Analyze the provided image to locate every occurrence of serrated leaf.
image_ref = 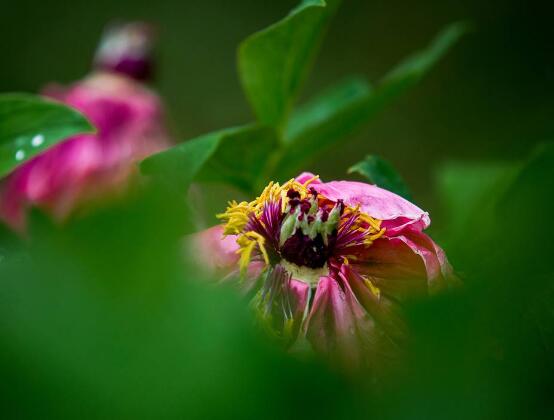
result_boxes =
[140,124,279,193]
[348,155,411,199]
[0,93,94,178]
[276,22,468,178]
[238,0,340,128]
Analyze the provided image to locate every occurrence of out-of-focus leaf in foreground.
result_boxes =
[399,142,554,420]
[276,22,468,178]
[435,160,519,264]
[0,186,357,418]
[238,0,340,128]
[140,124,279,194]
[348,154,411,199]
[0,93,94,178]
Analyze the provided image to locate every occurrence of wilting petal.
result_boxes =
[289,279,310,335]
[353,229,456,301]
[206,173,458,372]
[297,172,429,232]
[304,274,406,375]
[264,276,310,342]
[305,276,363,368]
[340,265,406,343]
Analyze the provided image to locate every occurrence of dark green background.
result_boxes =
[2,3,553,417]
[2,0,552,215]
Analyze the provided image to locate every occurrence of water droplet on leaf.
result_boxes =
[15,150,25,161]
[31,134,45,147]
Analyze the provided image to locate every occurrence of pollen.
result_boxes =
[218,177,387,277]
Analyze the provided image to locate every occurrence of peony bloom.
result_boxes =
[194,173,457,372]
[0,22,171,229]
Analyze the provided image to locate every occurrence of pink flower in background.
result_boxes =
[194,173,457,372]
[0,22,171,229]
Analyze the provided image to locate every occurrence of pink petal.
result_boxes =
[295,172,429,232]
[304,272,408,374]
[340,265,406,343]
[289,279,310,322]
[306,277,362,367]
[189,225,265,294]
[295,172,323,185]
[317,181,428,228]
[353,230,457,301]
[283,279,311,341]
[0,73,171,229]
[190,225,240,274]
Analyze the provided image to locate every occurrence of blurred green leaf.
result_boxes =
[0,93,94,178]
[348,154,411,199]
[285,76,372,143]
[378,21,469,99]
[141,130,222,188]
[0,220,22,265]
[140,124,279,194]
[436,161,517,243]
[238,0,340,128]
[276,22,468,178]
[493,142,554,275]
[0,186,357,418]
[195,126,279,193]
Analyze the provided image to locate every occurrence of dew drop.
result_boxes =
[31,134,45,147]
[15,150,26,161]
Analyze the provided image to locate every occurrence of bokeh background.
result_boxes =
[2,0,553,221]
[2,2,554,418]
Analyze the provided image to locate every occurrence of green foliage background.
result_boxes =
[1,0,552,219]
[1,1,553,419]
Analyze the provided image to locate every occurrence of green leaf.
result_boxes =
[140,124,279,193]
[276,77,373,177]
[0,93,94,179]
[285,76,372,143]
[348,155,411,199]
[436,161,517,233]
[377,21,470,101]
[194,126,279,193]
[141,130,222,188]
[238,0,340,128]
[276,22,468,178]
[435,160,519,265]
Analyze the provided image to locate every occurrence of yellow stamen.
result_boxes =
[217,177,388,277]
[217,200,254,235]
[236,231,269,275]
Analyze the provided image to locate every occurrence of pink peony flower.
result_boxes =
[193,173,457,372]
[0,22,171,229]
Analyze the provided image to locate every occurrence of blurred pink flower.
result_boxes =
[193,173,457,371]
[0,23,171,229]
